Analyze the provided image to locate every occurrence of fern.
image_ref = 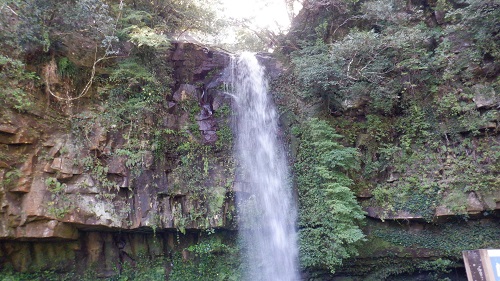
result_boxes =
[295,118,365,273]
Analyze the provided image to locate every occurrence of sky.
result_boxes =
[219,0,298,33]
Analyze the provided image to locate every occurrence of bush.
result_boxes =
[0,55,37,111]
[169,237,241,281]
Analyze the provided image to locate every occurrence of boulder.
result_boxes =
[472,85,499,109]
[466,192,484,214]
[173,84,198,102]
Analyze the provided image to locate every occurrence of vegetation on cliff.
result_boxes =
[289,0,500,218]
[275,0,500,278]
[0,0,238,277]
[1,0,500,279]
[294,118,365,273]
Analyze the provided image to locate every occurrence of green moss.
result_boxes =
[338,219,499,279]
[370,133,500,221]
[0,254,167,281]
[358,257,459,281]
[356,236,406,257]
[169,138,234,231]
[371,220,500,258]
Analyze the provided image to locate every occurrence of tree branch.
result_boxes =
[1,4,18,16]
[45,1,125,102]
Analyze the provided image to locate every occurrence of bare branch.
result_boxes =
[44,49,124,102]
[45,1,125,103]
[331,15,361,37]
[1,4,19,16]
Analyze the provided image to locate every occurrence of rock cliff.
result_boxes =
[277,0,500,279]
[0,42,237,274]
[1,0,499,279]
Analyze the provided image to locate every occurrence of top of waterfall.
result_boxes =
[235,52,284,79]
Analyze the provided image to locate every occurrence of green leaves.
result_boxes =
[292,26,418,113]
[126,26,170,48]
[0,55,36,111]
[170,237,241,281]
[109,58,157,85]
[295,118,365,273]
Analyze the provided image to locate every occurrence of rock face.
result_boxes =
[0,42,236,273]
[275,0,500,279]
[0,231,198,275]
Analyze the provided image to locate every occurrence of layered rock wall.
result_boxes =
[0,42,235,272]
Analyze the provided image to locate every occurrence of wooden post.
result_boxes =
[463,249,500,281]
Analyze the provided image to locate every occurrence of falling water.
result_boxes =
[230,52,299,281]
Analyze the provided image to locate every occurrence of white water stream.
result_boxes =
[231,52,299,281]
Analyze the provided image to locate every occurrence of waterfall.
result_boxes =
[230,52,299,281]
